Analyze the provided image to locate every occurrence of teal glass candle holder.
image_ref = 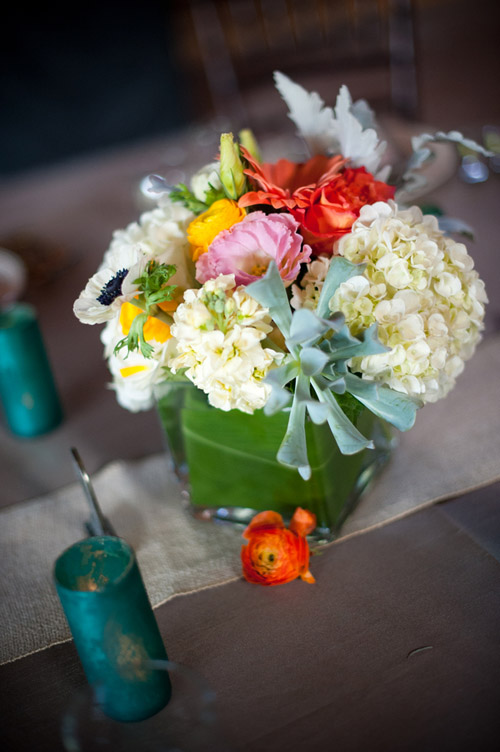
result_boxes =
[0,303,63,437]
[54,536,171,722]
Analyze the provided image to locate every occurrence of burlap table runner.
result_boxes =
[1,335,499,666]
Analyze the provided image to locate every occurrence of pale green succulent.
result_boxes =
[247,258,421,479]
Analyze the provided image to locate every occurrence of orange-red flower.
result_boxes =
[241,508,316,586]
[292,166,395,254]
[239,149,395,255]
[238,149,345,212]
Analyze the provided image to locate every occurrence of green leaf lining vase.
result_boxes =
[156,382,395,540]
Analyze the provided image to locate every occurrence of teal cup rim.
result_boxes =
[54,536,135,594]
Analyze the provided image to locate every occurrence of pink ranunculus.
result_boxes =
[195,211,311,287]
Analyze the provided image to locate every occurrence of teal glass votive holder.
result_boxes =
[54,536,171,722]
[0,303,63,437]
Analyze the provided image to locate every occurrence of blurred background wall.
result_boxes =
[1,0,499,177]
[1,2,188,175]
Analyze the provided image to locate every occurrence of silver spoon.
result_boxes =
[70,447,117,537]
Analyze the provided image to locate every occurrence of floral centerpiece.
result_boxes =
[74,72,488,537]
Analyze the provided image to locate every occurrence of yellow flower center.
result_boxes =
[187,199,246,261]
[257,546,280,571]
[250,262,269,277]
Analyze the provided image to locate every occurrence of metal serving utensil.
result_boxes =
[70,447,117,537]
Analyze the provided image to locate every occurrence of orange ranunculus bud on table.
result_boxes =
[241,508,316,586]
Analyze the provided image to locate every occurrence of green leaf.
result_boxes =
[175,393,377,527]
[204,182,226,206]
[169,183,208,214]
[133,261,178,313]
[114,312,153,359]
[111,261,177,358]
[159,366,190,383]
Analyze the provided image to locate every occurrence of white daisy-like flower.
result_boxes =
[168,274,283,413]
[107,346,168,412]
[323,200,487,402]
[73,245,146,325]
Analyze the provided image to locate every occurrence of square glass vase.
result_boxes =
[156,382,395,541]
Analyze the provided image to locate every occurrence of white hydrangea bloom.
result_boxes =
[168,274,283,413]
[103,198,196,293]
[325,201,487,402]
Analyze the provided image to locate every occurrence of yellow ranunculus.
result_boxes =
[187,199,246,261]
[119,301,173,343]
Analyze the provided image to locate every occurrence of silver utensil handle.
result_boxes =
[70,447,117,537]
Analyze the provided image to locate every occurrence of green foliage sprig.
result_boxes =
[169,184,208,214]
[170,182,226,214]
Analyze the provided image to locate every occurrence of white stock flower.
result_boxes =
[168,274,282,413]
[324,201,486,402]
